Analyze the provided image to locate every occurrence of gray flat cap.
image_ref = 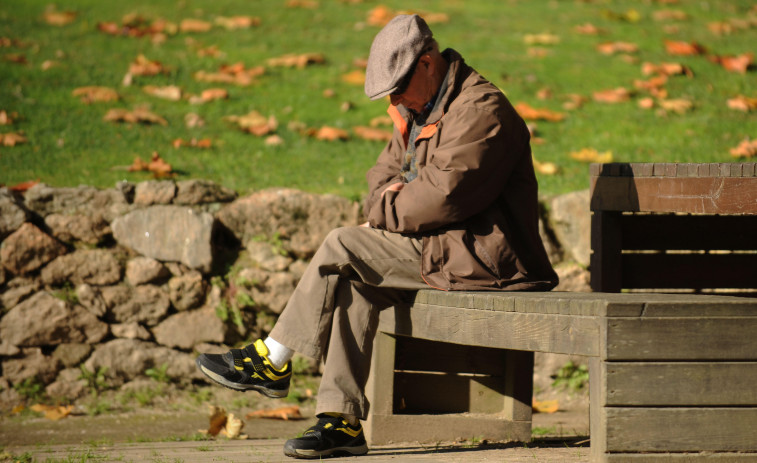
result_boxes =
[364,14,433,100]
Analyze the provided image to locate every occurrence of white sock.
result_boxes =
[263,337,294,370]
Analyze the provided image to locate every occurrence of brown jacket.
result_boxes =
[364,49,558,291]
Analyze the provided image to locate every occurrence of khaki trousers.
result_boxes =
[269,226,428,420]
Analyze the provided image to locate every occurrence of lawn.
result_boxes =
[1,0,755,199]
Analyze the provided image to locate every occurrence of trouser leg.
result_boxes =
[269,226,427,418]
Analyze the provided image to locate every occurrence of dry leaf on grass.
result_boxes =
[370,115,393,127]
[353,126,392,142]
[596,41,639,55]
[143,85,182,101]
[659,98,693,114]
[30,404,73,420]
[43,10,77,26]
[7,179,40,192]
[532,399,559,414]
[341,69,366,85]
[653,9,688,21]
[195,63,264,86]
[571,148,613,163]
[574,23,604,35]
[266,53,325,69]
[72,86,120,104]
[188,88,229,104]
[0,110,18,125]
[641,61,693,77]
[172,138,212,149]
[523,33,560,45]
[730,138,757,158]
[104,107,168,126]
[129,54,168,76]
[246,405,304,421]
[727,95,757,112]
[306,126,350,141]
[366,6,448,27]
[225,111,278,136]
[562,94,588,111]
[202,405,248,439]
[664,40,707,56]
[126,152,174,177]
[180,19,212,33]
[214,16,260,30]
[185,113,205,128]
[593,87,632,103]
[514,102,566,122]
[533,158,559,175]
[708,53,754,74]
[0,132,27,146]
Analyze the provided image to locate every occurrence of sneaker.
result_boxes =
[195,339,291,398]
[283,413,368,459]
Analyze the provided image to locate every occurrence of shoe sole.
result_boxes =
[283,444,369,459]
[197,361,289,399]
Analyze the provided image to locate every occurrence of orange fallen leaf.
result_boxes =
[367,5,395,27]
[104,107,168,126]
[730,138,757,158]
[200,88,229,102]
[562,94,588,111]
[370,115,393,127]
[532,399,559,414]
[573,23,604,35]
[596,41,639,55]
[727,95,757,112]
[202,405,247,439]
[30,404,73,420]
[72,86,120,104]
[129,54,167,76]
[246,405,304,421]
[194,63,264,86]
[266,53,325,69]
[220,413,246,439]
[148,152,173,177]
[659,98,693,114]
[533,158,559,175]
[43,10,77,26]
[0,132,27,146]
[143,85,182,101]
[593,87,632,103]
[664,40,706,56]
[311,126,349,141]
[214,16,260,30]
[524,33,560,45]
[0,110,17,125]
[128,156,150,172]
[353,126,392,142]
[638,97,655,109]
[709,53,754,74]
[571,148,613,163]
[180,18,212,33]
[173,138,212,149]
[641,61,692,77]
[225,111,278,136]
[514,102,566,122]
[341,69,366,85]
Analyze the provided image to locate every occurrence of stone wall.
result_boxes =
[0,179,589,409]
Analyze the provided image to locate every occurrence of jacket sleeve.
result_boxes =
[368,103,530,233]
[363,128,405,217]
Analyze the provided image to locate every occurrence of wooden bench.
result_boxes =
[364,162,757,462]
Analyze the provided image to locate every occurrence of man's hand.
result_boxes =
[381,182,404,198]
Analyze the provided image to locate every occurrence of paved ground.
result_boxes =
[1,404,590,462]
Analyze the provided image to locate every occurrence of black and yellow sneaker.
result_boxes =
[283,413,368,459]
[195,339,291,398]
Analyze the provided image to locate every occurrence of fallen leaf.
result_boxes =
[638,97,655,109]
[341,69,366,85]
[310,126,349,141]
[200,88,229,102]
[194,63,264,86]
[708,53,754,74]
[205,405,228,437]
[573,23,604,35]
[562,94,588,111]
[514,102,566,122]
[532,399,559,414]
[527,47,551,59]
[43,10,76,26]
[196,45,224,58]
[370,115,393,127]
[143,85,182,101]
[72,86,120,104]
[601,9,641,23]
[148,152,173,177]
[214,16,261,30]
[185,113,205,128]
[659,98,693,114]
[536,88,552,100]
[571,148,613,163]
[524,33,560,45]
[265,134,284,146]
[0,110,16,125]
[7,179,39,192]
[266,53,325,69]
[533,158,559,175]
[664,40,706,56]
[220,413,246,439]
[30,404,73,420]
[286,0,319,8]
[596,41,639,55]
[0,132,27,146]
[180,18,212,33]
[104,107,168,126]
[4,53,26,64]
[173,138,212,149]
[127,54,168,80]
[246,405,303,421]
[225,111,278,136]
[367,5,395,27]
[353,126,392,142]
[11,404,25,415]
[128,156,150,172]
[730,138,757,158]
[593,87,632,103]
[652,9,688,21]
[641,61,692,77]
[727,95,757,112]
[40,60,61,71]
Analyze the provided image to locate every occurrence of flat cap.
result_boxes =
[364,14,433,100]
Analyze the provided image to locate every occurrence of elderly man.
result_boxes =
[196,14,558,459]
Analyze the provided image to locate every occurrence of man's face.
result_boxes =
[389,55,434,113]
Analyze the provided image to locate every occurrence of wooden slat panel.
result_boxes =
[605,408,757,452]
[379,303,601,356]
[590,176,757,214]
[605,362,757,406]
[591,210,623,292]
[605,317,757,360]
[619,214,757,251]
[620,253,757,290]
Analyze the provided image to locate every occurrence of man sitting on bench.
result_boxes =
[196,14,558,459]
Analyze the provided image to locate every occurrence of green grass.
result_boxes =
[1,0,755,198]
